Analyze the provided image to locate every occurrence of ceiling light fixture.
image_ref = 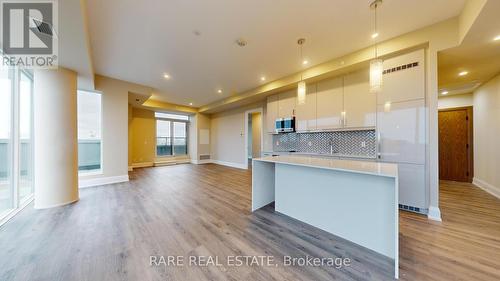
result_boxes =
[458,71,468,76]
[163,73,170,79]
[369,0,383,94]
[297,38,307,105]
[441,91,448,95]
[494,35,500,41]
[371,32,379,39]
[189,102,193,105]
[302,60,309,65]
[217,89,222,94]
[261,76,266,81]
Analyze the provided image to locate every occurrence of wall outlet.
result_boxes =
[361,141,366,148]
[308,141,312,146]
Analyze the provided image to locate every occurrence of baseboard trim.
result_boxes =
[34,198,79,209]
[131,162,154,169]
[0,196,34,228]
[473,177,500,199]
[191,159,213,165]
[79,175,130,188]
[427,206,442,222]
[212,160,248,170]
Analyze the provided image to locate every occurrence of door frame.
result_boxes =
[438,106,473,182]
[244,108,264,169]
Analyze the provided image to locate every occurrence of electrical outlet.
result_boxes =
[308,141,312,146]
[361,141,366,148]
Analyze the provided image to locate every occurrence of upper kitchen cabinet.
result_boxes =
[378,49,425,104]
[266,95,279,133]
[316,77,343,130]
[343,70,376,128]
[278,90,296,118]
[295,84,317,132]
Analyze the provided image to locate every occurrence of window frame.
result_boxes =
[0,52,35,225]
[155,114,189,158]
[77,90,103,175]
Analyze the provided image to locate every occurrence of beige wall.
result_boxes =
[438,93,473,109]
[81,75,152,181]
[210,102,265,167]
[473,74,500,198]
[251,113,262,158]
[130,108,156,164]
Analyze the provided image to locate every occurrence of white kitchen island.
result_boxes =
[252,155,399,279]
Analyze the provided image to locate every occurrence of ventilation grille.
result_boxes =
[399,204,427,215]
[383,62,418,75]
[199,154,211,160]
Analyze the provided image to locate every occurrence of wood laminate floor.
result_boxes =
[0,164,499,281]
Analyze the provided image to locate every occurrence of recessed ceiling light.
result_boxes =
[217,89,222,94]
[441,91,448,95]
[260,76,266,81]
[189,102,193,106]
[302,60,309,65]
[458,71,468,76]
[163,73,170,79]
[494,35,500,41]
[371,32,379,39]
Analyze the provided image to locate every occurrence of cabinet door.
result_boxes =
[398,163,427,209]
[378,49,425,104]
[316,77,343,130]
[295,84,317,131]
[266,95,278,133]
[376,99,426,165]
[278,90,296,118]
[344,70,376,128]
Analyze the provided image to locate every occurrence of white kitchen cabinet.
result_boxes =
[266,95,278,133]
[397,163,427,209]
[378,49,425,104]
[278,90,296,118]
[376,99,426,165]
[316,77,344,130]
[295,84,317,131]
[343,70,376,128]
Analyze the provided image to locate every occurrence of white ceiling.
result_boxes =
[438,0,500,96]
[86,0,465,107]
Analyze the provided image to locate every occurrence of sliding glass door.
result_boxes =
[0,68,13,217]
[0,62,34,223]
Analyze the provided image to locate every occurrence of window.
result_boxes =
[0,53,34,223]
[19,71,33,203]
[77,91,102,172]
[0,67,13,216]
[155,113,188,156]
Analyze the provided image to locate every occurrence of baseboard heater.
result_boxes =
[199,154,211,160]
[399,204,427,215]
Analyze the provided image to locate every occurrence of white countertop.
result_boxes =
[253,155,398,178]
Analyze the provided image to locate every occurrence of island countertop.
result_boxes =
[253,155,398,178]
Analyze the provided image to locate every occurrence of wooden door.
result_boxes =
[438,107,473,182]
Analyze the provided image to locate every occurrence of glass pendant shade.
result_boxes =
[370,58,383,93]
[297,80,306,105]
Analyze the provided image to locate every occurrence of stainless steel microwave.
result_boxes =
[275,117,295,133]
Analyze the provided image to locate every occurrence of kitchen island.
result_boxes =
[252,155,399,279]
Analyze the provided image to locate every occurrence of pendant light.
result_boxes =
[369,0,383,94]
[297,38,307,105]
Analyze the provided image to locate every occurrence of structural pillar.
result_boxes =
[33,68,79,209]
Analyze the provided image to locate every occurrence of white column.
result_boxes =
[33,68,79,209]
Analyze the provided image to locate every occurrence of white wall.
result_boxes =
[438,93,473,109]
[79,75,152,187]
[473,74,500,198]
[210,102,265,168]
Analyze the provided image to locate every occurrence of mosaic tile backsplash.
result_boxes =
[272,130,376,158]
